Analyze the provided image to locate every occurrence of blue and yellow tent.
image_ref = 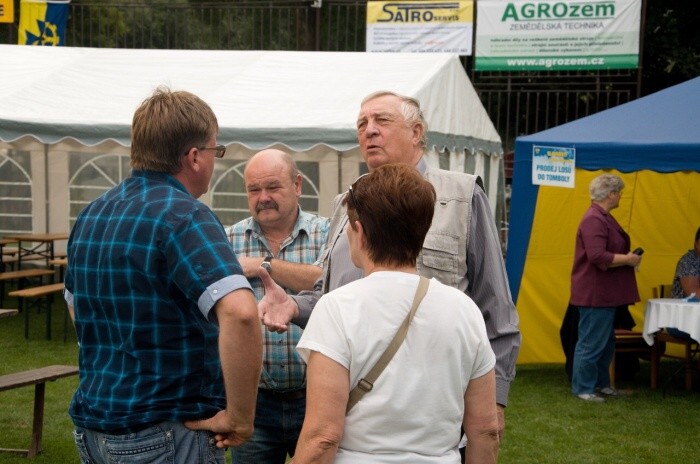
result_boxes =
[507,77,700,363]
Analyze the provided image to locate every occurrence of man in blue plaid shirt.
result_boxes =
[227,149,329,464]
[64,87,262,464]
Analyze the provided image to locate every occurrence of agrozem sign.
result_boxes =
[475,0,642,71]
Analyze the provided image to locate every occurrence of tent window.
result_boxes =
[69,152,131,228]
[0,150,32,234]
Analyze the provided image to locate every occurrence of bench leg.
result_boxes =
[28,383,46,457]
[22,298,28,339]
[46,295,53,341]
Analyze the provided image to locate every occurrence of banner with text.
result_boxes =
[367,1,474,54]
[475,0,641,71]
[0,0,14,23]
[532,145,575,188]
[19,0,70,46]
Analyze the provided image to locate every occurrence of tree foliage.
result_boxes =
[642,1,700,95]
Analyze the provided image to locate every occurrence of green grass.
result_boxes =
[1,295,698,463]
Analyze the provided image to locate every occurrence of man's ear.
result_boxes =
[294,173,302,197]
[182,147,199,172]
[411,122,424,147]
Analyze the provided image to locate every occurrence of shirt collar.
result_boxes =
[132,170,190,195]
[245,206,309,241]
[415,155,428,175]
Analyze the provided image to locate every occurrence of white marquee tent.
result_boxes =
[0,45,504,244]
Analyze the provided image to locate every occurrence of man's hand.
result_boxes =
[185,410,254,448]
[237,256,265,279]
[257,267,299,333]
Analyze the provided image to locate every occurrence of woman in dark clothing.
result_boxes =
[570,174,642,402]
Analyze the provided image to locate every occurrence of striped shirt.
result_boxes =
[228,208,329,391]
[64,170,252,434]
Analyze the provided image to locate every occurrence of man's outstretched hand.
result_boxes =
[257,266,299,333]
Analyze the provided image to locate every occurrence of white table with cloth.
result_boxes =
[643,298,700,345]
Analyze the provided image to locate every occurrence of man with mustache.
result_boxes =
[226,148,329,463]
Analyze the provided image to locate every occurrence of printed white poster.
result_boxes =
[532,145,575,188]
[476,0,641,71]
[367,1,474,54]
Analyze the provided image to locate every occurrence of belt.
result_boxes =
[259,388,306,401]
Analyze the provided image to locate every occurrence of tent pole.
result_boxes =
[44,144,49,233]
[337,151,343,193]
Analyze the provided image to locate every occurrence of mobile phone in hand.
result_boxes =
[632,247,644,255]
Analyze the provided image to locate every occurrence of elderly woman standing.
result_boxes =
[290,164,499,463]
[570,174,642,402]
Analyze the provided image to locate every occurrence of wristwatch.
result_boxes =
[261,256,273,274]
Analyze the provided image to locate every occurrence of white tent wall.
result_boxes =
[0,140,499,258]
[0,46,504,249]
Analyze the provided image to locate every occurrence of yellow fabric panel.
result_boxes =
[517,168,700,363]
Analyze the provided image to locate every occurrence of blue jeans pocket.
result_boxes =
[104,427,174,463]
[74,421,221,464]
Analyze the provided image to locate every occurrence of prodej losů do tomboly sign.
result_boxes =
[532,145,575,188]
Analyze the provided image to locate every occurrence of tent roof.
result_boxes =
[516,76,700,172]
[0,45,502,155]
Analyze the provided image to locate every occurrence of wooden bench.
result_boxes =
[0,309,19,318]
[0,254,49,272]
[0,268,56,307]
[9,283,65,340]
[0,365,79,457]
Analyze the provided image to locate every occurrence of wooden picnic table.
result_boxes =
[0,239,17,272]
[48,258,68,282]
[2,233,69,270]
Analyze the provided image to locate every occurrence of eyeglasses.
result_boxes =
[198,144,226,158]
[347,172,370,214]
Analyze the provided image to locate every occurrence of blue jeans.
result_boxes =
[572,307,616,395]
[73,421,224,464]
[231,389,306,464]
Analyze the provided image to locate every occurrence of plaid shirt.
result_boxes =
[228,208,329,391]
[64,170,251,434]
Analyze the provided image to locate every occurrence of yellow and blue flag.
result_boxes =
[18,0,70,46]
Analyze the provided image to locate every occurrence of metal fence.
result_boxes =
[0,0,639,158]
